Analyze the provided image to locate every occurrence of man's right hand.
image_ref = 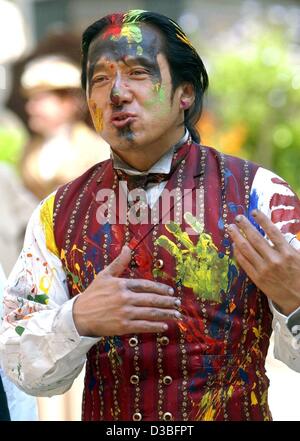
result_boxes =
[72,245,181,337]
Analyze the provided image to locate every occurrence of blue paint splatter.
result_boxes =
[248,189,265,236]
[238,367,249,383]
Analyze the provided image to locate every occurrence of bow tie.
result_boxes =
[115,169,169,191]
[114,135,192,191]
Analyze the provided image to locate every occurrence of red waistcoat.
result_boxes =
[53,143,273,421]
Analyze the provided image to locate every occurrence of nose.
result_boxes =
[110,75,132,106]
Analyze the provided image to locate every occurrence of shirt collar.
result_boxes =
[111,129,189,176]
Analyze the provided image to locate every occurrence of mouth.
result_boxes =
[111,112,136,128]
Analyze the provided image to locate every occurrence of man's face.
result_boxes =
[25,91,78,136]
[86,23,192,154]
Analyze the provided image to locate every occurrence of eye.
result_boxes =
[129,69,149,79]
[91,75,109,86]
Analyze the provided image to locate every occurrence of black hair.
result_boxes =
[81,10,209,143]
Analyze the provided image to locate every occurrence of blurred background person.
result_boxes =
[0,0,38,276]
[0,162,37,276]
[19,53,110,200]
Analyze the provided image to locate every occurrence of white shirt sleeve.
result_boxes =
[251,167,300,371]
[0,193,99,397]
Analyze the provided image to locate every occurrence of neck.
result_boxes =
[111,127,186,171]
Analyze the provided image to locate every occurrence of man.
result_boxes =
[1,10,300,421]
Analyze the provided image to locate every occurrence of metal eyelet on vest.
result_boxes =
[162,412,173,421]
[163,376,173,385]
[154,259,164,269]
[129,336,138,347]
[130,374,139,385]
[157,336,169,346]
[132,412,142,421]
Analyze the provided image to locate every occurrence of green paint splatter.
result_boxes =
[144,83,167,110]
[136,45,143,56]
[27,294,49,305]
[154,213,235,303]
[111,24,143,45]
[15,326,25,336]
[123,9,147,24]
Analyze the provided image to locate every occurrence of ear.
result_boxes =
[179,83,195,110]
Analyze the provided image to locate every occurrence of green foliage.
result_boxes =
[0,126,26,167]
[204,25,300,194]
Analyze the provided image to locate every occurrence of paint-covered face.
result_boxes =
[86,22,194,156]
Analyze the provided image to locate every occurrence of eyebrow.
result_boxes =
[91,55,158,75]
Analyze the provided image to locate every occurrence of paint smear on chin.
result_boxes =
[88,99,104,132]
[118,125,135,142]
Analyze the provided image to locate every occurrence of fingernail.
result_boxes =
[163,324,168,330]
[174,298,181,307]
[168,287,174,295]
[251,209,258,217]
[174,311,181,318]
[235,215,243,223]
[227,224,234,232]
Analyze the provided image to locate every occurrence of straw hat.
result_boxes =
[21,55,81,95]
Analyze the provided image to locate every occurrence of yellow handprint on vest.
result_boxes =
[154,213,231,303]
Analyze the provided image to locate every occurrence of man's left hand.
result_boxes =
[228,210,300,316]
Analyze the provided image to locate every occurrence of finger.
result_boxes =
[251,210,287,250]
[232,244,257,282]
[128,307,181,321]
[126,320,169,334]
[101,245,131,277]
[129,293,181,309]
[227,223,263,269]
[126,279,174,296]
[233,214,274,258]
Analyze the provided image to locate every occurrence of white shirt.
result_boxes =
[0,264,38,419]
[0,147,300,397]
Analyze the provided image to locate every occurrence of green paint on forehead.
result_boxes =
[136,45,143,56]
[114,23,143,44]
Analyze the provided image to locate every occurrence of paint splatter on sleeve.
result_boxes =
[251,167,300,250]
[0,192,93,395]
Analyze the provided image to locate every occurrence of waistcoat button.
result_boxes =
[130,374,139,385]
[163,412,173,421]
[163,376,173,385]
[129,337,138,347]
[132,412,142,421]
[154,259,164,269]
[157,336,170,346]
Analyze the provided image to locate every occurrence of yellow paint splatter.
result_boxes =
[251,391,258,406]
[261,390,268,405]
[120,24,143,44]
[88,99,104,133]
[39,275,51,296]
[40,194,59,257]
[203,406,216,421]
[227,385,234,398]
[176,32,195,50]
[155,213,232,302]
